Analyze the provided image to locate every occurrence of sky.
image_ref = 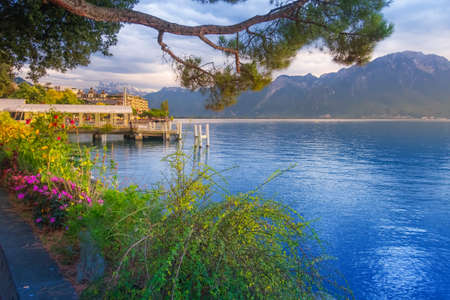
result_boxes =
[34,0,450,92]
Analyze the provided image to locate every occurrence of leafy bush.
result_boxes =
[78,153,331,299]
[140,108,168,119]
[6,172,103,228]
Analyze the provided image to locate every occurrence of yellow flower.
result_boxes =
[35,129,40,135]
[41,146,48,150]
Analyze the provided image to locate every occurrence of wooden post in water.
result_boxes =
[177,122,183,140]
[194,124,198,147]
[198,125,203,148]
[206,124,210,147]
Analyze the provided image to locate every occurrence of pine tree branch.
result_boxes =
[47,0,308,36]
[157,31,213,77]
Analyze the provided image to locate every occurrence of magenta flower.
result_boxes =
[17,193,25,199]
[42,185,48,191]
[33,185,39,191]
[35,218,42,223]
[50,177,59,183]
[50,217,56,224]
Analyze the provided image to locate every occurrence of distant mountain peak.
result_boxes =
[91,81,150,96]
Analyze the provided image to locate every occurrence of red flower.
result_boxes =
[61,124,65,129]
[70,119,75,125]
[25,119,31,124]
[57,136,61,141]
[51,122,57,127]
[53,115,58,120]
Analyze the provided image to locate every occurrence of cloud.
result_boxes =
[37,0,450,91]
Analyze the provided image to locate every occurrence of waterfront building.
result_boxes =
[80,88,149,114]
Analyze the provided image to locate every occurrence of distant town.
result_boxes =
[44,84,150,115]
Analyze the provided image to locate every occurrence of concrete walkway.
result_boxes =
[0,191,78,299]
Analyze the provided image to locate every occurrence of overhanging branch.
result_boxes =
[48,0,308,36]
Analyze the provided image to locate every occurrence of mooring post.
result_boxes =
[206,124,210,147]
[194,124,198,147]
[177,122,183,140]
[198,125,203,148]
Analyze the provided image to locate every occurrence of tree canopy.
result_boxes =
[0,0,138,81]
[9,82,82,104]
[1,0,393,110]
[0,63,15,97]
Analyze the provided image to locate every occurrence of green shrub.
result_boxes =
[78,153,335,299]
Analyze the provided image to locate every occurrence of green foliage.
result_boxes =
[160,99,169,113]
[0,63,15,97]
[140,108,169,119]
[9,82,83,104]
[77,153,343,299]
[0,0,138,81]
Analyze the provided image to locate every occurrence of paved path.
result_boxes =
[0,191,78,300]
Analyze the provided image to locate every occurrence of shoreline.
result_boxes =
[175,118,450,123]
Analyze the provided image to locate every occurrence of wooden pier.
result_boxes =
[86,121,183,142]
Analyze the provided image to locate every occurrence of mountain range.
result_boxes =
[88,81,150,96]
[144,51,450,118]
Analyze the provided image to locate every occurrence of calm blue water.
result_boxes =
[93,121,450,299]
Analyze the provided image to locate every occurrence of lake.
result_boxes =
[89,120,450,299]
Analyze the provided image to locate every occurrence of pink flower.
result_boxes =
[33,185,39,191]
[17,193,25,199]
[50,217,56,224]
[57,136,61,141]
[50,177,59,183]
[42,185,48,191]
[35,218,42,223]
[98,199,104,205]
